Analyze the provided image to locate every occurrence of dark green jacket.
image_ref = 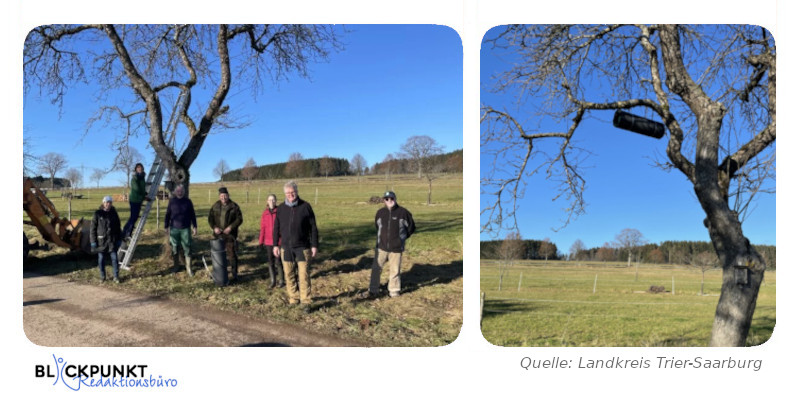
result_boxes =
[208,200,243,238]
[129,172,147,203]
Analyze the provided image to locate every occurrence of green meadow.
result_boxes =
[480,259,775,347]
[24,174,463,347]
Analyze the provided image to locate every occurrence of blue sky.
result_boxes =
[480,25,776,252]
[23,24,463,186]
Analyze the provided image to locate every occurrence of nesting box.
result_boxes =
[612,110,666,139]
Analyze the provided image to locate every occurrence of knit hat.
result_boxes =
[383,191,396,200]
[218,187,229,194]
[103,195,113,203]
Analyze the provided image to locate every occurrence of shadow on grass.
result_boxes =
[415,216,462,235]
[400,260,463,294]
[482,299,541,315]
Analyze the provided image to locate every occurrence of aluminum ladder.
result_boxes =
[117,93,184,270]
[117,155,167,270]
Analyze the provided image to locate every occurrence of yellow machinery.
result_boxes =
[23,177,91,255]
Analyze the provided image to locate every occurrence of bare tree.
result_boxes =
[37,152,68,189]
[25,24,343,197]
[113,145,144,193]
[90,168,106,188]
[692,251,719,296]
[495,231,526,290]
[64,168,82,191]
[350,153,367,182]
[285,152,304,178]
[242,157,258,183]
[400,135,444,179]
[319,155,334,179]
[569,239,586,261]
[23,135,38,177]
[381,153,396,181]
[481,25,775,346]
[614,228,647,267]
[400,135,444,204]
[539,238,556,263]
[213,159,230,182]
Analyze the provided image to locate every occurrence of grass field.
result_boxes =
[480,259,775,347]
[23,174,463,347]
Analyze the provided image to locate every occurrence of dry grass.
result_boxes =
[24,174,463,347]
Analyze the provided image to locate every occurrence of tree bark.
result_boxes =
[659,25,768,346]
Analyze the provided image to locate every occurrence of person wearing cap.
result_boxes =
[164,184,197,276]
[273,180,318,310]
[90,195,122,283]
[209,187,243,282]
[368,191,415,298]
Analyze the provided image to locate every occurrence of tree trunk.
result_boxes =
[706,213,765,346]
[166,165,191,198]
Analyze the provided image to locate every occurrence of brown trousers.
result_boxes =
[369,248,403,296]
[281,248,313,304]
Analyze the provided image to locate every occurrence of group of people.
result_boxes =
[91,172,416,310]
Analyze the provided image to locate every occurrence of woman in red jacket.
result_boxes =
[259,194,284,288]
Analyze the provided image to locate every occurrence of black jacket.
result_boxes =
[375,204,415,252]
[273,198,318,250]
[208,200,243,238]
[90,206,121,252]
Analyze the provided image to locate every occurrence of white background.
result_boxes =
[4,1,793,398]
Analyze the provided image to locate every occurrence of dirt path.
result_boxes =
[23,272,366,347]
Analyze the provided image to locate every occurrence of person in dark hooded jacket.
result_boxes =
[368,191,415,298]
[91,195,122,283]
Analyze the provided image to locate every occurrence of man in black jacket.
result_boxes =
[209,187,243,282]
[273,181,318,309]
[369,191,415,298]
[91,195,122,283]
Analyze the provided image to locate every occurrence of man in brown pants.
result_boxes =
[369,191,415,298]
[273,181,318,312]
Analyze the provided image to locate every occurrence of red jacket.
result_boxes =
[259,207,280,246]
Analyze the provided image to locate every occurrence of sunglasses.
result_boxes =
[383,198,394,201]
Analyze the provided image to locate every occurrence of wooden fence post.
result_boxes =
[672,276,675,295]
[593,274,598,294]
[480,292,485,328]
[518,272,523,292]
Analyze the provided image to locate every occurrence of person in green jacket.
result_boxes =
[208,187,244,282]
[122,163,149,239]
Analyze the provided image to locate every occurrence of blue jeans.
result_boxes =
[98,250,119,280]
[122,201,143,238]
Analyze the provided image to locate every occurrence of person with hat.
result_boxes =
[368,191,415,298]
[90,195,123,283]
[164,184,197,275]
[273,180,318,311]
[208,187,243,282]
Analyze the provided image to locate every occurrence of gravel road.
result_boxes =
[23,272,365,347]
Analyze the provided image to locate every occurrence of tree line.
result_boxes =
[220,149,463,182]
[480,238,776,271]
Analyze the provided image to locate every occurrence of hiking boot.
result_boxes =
[172,254,181,273]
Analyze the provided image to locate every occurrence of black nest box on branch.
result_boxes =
[612,110,666,139]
